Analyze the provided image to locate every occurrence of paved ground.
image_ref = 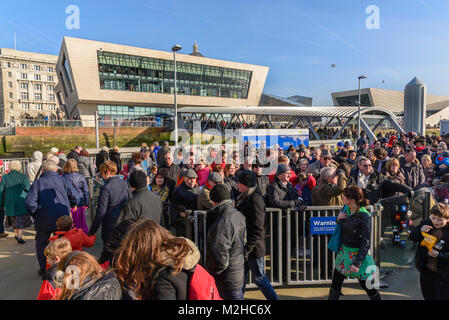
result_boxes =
[0,215,422,300]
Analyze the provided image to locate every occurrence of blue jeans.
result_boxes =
[243,255,279,300]
[0,208,5,233]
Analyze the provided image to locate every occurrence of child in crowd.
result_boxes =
[37,238,72,300]
[296,173,316,206]
[409,203,449,300]
[48,215,96,252]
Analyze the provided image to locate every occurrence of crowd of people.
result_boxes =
[1,129,449,300]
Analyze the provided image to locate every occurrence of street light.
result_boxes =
[172,44,182,147]
[357,75,367,142]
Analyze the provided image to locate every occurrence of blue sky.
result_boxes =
[0,0,448,105]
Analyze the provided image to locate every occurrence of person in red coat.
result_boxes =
[268,155,298,187]
[37,238,72,300]
[48,215,96,251]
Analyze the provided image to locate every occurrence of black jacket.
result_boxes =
[88,176,132,241]
[109,150,121,171]
[236,187,266,259]
[339,207,372,268]
[172,182,201,212]
[350,168,412,205]
[96,150,109,170]
[267,178,302,209]
[67,150,80,162]
[206,200,246,292]
[409,220,449,279]
[70,272,122,300]
[118,187,162,225]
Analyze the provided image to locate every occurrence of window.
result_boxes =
[34,65,41,71]
[21,92,29,100]
[20,64,27,70]
[34,84,42,91]
[47,75,54,82]
[47,67,54,72]
[9,92,13,99]
[34,74,41,81]
[8,82,12,88]
[21,103,30,110]
[6,62,11,68]
[8,72,12,77]
[96,50,252,99]
[47,85,54,92]
[20,83,28,90]
[9,103,14,110]
[35,103,43,110]
[20,73,27,80]
[34,93,42,101]
[48,104,56,110]
[48,94,55,101]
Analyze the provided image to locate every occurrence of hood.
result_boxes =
[159,237,200,271]
[58,153,68,162]
[344,205,371,217]
[32,151,43,162]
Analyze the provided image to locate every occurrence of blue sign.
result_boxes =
[241,129,309,149]
[310,217,337,235]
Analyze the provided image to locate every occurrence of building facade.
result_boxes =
[0,48,64,126]
[55,37,269,126]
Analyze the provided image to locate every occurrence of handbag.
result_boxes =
[328,206,346,253]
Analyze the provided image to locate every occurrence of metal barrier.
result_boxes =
[189,205,382,288]
[0,158,30,175]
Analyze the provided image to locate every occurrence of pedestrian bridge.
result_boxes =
[178,106,404,140]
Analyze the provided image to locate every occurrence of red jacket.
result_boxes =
[37,280,61,300]
[48,228,96,252]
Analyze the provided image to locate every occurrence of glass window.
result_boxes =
[21,92,29,100]
[34,65,41,71]
[9,103,13,109]
[9,92,13,99]
[35,93,42,101]
[34,74,41,81]
[8,82,12,88]
[97,50,252,99]
[48,75,54,82]
[8,72,12,77]
[35,103,43,110]
[21,73,27,80]
[34,84,42,91]
[20,64,27,70]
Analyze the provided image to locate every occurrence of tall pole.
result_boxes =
[95,111,99,149]
[357,77,361,141]
[173,51,178,148]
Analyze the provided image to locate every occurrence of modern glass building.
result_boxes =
[55,37,268,126]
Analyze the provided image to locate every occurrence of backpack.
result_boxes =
[188,264,222,300]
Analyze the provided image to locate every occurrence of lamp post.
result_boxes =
[357,75,367,142]
[172,44,182,147]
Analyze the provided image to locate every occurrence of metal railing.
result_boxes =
[188,205,382,288]
[13,119,170,128]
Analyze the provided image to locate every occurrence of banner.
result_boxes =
[310,217,337,235]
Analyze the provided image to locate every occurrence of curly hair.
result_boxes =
[114,219,192,300]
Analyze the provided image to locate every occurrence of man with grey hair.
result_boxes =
[25,159,81,277]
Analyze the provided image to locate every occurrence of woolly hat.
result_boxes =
[237,170,256,188]
[129,170,148,189]
[210,184,231,203]
[276,163,290,176]
[207,172,223,183]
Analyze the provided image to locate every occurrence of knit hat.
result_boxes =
[276,163,290,176]
[129,170,148,189]
[237,170,256,188]
[207,172,223,183]
[210,184,231,203]
[50,147,59,154]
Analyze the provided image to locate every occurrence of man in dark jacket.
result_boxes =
[25,159,81,276]
[268,164,303,209]
[172,168,201,237]
[252,160,269,199]
[96,147,110,172]
[400,148,426,190]
[118,170,162,224]
[350,156,412,205]
[158,152,181,197]
[88,160,132,245]
[109,146,121,171]
[156,141,171,167]
[206,184,246,300]
[236,170,278,300]
[67,146,82,161]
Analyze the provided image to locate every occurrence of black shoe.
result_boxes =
[17,238,25,244]
[328,288,343,300]
[14,235,18,240]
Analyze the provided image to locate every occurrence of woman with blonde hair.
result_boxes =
[62,159,90,234]
[0,161,31,244]
[56,251,121,300]
[421,154,435,186]
[115,219,202,300]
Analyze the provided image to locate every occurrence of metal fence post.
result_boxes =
[423,190,431,221]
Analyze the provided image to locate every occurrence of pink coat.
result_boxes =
[196,167,211,186]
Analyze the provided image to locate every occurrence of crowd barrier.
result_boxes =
[188,205,382,288]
